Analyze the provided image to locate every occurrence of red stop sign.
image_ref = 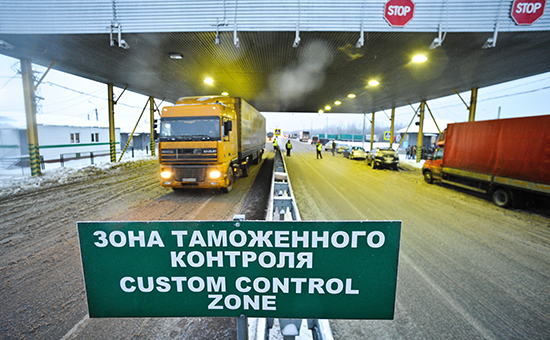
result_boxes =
[384,0,415,27]
[511,0,546,25]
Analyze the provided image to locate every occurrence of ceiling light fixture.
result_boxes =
[334,100,342,105]
[221,92,229,96]
[412,55,428,63]
[170,53,183,59]
[348,94,356,98]
[318,110,324,114]
[368,80,380,86]
[325,106,331,111]
[204,78,214,85]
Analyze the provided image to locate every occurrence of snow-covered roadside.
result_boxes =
[398,154,425,170]
[0,154,157,199]
[0,149,154,179]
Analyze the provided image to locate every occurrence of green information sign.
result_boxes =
[77,221,401,319]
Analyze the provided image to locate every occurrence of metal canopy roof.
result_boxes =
[1,1,550,114]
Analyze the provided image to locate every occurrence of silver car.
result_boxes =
[343,146,368,160]
[365,148,399,170]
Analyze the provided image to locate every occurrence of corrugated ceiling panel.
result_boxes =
[1,0,549,34]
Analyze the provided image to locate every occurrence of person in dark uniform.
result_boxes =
[285,140,292,156]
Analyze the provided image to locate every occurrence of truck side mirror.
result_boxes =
[153,130,159,140]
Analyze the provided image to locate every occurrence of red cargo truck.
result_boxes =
[422,115,550,208]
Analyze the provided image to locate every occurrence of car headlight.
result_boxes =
[160,170,172,179]
[209,170,221,179]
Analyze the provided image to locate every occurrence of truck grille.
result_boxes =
[161,148,217,164]
[173,165,207,182]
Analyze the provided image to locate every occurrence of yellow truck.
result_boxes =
[157,96,266,193]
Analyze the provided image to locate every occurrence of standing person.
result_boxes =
[273,138,278,151]
[332,141,336,156]
[412,145,416,159]
[316,141,323,159]
[285,140,292,156]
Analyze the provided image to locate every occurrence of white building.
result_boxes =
[0,119,121,177]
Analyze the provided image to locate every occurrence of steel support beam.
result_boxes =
[108,84,116,162]
[20,59,41,176]
[149,97,156,156]
[370,112,375,151]
[469,87,478,122]
[362,113,366,149]
[416,101,426,163]
[390,107,395,149]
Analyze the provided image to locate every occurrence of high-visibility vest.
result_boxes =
[273,140,278,147]
[286,142,292,149]
[317,143,322,151]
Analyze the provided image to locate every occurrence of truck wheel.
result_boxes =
[241,159,250,178]
[423,170,433,184]
[223,170,234,193]
[492,188,512,208]
[371,161,377,169]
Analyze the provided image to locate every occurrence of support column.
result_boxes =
[390,107,395,149]
[21,59,41,176]
[108,84,116,162]
[149,97,156,156]
[370,112,375,151]
[416,101,426,163]
[362,113,366,150]
[468,87,478,122]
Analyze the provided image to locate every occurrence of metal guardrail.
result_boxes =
[248,148,333,340]
[0,155,45,170]
[266,148,301,222]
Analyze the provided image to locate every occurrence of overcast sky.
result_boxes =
[1,54,549,135]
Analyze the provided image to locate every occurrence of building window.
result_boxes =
[71,133,80,143]
[92,133,99,142]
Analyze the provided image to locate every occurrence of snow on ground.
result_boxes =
[0,150,156,199]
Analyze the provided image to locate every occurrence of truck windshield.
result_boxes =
[159,116,221,141]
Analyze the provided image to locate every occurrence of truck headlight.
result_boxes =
[209,170,221,179]
[160,170,172,179]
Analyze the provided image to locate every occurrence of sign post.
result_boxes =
[511,0,546,25]
[384,0,416,27]
[78,220,401,320]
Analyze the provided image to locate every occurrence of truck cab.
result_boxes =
[158,100,238,191]
[423,146,444,183]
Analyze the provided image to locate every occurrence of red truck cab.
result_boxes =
[422,129,446,183]
[423,146,444,183]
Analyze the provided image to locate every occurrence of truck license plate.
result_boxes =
[181,178,197,182]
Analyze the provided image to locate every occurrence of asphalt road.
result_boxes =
[0,156,272,340]
[283,139,550,340]
[1,142,548,339]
